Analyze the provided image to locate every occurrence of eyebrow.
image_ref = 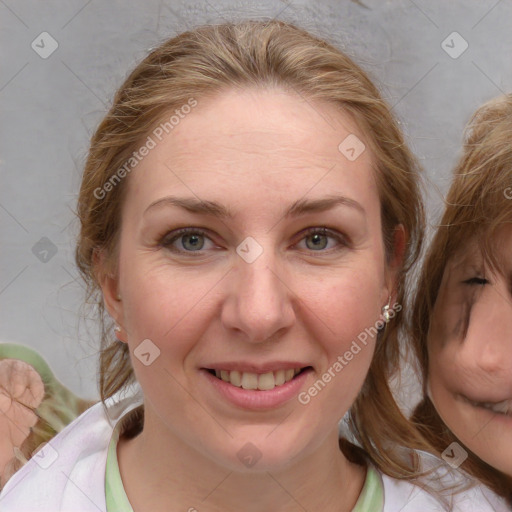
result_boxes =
[143,194,366,218]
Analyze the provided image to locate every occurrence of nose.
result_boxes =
[220,251,296,343]
[458,291,512,379]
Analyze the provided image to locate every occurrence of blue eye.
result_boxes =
[162,228,215,253]
[305,232,328,250]
[180,233,205,251]
[463,277,488,285]
[298,228,347,252]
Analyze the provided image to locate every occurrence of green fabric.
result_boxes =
[351,465,384,512]
[0,343,55,386]
[105,419,134,512]
[105,423,383,512]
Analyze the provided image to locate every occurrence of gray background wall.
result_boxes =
[1,0,511,401]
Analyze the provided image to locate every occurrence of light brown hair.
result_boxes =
[76,20,431,481]
[411,94,512,502]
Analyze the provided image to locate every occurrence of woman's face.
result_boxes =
[428,227,512,476]
[103,87,395,471]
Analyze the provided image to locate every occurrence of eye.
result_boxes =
[161,228,217,254]
[463,277,489,286]
[295,227,348,252]
[160,226,348,255]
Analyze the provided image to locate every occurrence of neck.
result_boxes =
[117,411,366,512]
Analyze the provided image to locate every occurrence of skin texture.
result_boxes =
[428,226,512,476]
[0,359,44,486]
[100,87,400,511]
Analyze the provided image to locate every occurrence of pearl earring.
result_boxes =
[382,298,392,323]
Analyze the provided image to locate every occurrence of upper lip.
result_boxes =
[202,362,310,374]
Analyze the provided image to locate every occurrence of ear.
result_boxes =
[382,224,406,306]
[93,248,127,343]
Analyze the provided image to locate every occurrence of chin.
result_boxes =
[450,421,512,477]
[471,447,512,478]
[206,433,309,473]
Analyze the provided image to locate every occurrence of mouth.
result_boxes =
[462,396,512,416]
[204,366,312,391]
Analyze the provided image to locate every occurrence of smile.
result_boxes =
[202,365,313,410]
[207,367,309,391]
[464,396,512,416]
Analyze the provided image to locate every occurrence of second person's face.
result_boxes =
[428,227,512,476]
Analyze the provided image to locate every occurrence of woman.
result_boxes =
[2,20,452,511]
[411,94,512,507]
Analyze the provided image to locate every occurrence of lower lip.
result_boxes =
[201,368,312,410]
[465,400,512,425]
[476,405,512,425]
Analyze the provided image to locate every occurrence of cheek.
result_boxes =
[428,356,482,446]
[430,304,458,344]
[298,266,384,344]
[428,345,465,410]
[296,271,383,395]
[120,262,222,356]
[428,359,454,413]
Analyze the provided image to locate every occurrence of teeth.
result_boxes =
[480,400,511,415]
[258,372,275,391]
[241,372,258,390]
[274,369,285,386]
[212,368,304,390]
[230,370,242,387]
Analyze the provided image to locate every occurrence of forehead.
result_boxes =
[444,224,512,277]
[444,238,481,273]
[125,87,379,215]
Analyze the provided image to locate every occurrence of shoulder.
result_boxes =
[449,484,511,512]
[381,469,510,512]
[0,385,143,512]
[381,473,444,511]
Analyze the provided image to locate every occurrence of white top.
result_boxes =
[0,384,508,512]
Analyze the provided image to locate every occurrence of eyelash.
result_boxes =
[463,277,489,286]
[160,227,348,255]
